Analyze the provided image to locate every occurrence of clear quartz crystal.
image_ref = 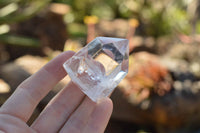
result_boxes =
[63,37,129,102]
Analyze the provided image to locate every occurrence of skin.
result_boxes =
[0,51,113,133]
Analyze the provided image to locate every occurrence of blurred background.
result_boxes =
[1,0,200,132]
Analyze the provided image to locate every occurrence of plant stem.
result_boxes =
[0,34,40,47]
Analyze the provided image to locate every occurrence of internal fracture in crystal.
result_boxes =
[63,37,129,102]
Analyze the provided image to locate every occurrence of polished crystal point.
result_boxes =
[63,37,129,102]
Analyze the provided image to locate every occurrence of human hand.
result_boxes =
[0,51,113,133]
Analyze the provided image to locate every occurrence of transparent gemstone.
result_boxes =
[63,37,129,102]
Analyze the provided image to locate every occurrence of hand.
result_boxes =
[0,51,113,133]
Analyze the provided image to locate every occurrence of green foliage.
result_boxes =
[91,3,115,20]
[0,0,50,47]
[1,0,197,37]
[67,23,87,38]
[0,0,50,24]
[167,7,191,34]
[55,0,193,37]
[124,0,191,37]
[196,20,200,34]
[0,34,40,47]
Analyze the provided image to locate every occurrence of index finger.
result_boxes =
[0,51,75,122]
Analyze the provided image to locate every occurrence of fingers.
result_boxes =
[31,82,85,133]
[59,97,96,133]
[0,114,36,133]
[59,97,113,133]
[83,98,113,133]
[0,51,75,122]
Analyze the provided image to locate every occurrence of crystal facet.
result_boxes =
[63,37,129,102]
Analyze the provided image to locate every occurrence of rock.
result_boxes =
[0,63,31,90]
[0,63,30,106]
[165,43,200,62]
[111,87,200,133]
[114,51,200,132]
[15,55,48,74]
[0,79,11,94]
[156,36,174,55]
[0,79,11,105]
[159,57,189,72]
